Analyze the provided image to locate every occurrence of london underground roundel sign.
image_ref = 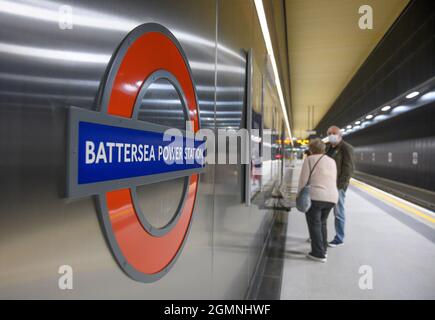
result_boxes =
[66,23,205,282]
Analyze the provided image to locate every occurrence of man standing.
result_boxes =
[325,126,354,247]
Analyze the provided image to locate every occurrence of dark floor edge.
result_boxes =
[350,184,435,244]
[246,212,289,300]
[244,214,276,300]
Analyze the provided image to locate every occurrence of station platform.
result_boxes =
[255,162,435,300]
[1,0,434,302]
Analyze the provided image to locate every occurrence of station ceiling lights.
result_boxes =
[342,78,435,136]
[406,91,420,99]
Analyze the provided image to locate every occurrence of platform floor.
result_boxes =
[280,180,435,300]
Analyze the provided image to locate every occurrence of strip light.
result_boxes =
[254,0,293,142]
[406,91,419,99]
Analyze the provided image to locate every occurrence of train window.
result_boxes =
[135,78,187,230]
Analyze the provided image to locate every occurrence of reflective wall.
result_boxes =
[0,0,284,299]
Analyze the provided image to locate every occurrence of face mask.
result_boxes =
[328,134,340,145]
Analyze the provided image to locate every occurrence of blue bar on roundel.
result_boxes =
[77,121,206,184]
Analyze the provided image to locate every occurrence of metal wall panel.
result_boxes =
[0,0,283,299]
[348,101,435,192]
[212,0,280,299]
[353,137,435,192]
[0,0,217,299]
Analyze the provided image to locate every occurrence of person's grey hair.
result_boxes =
[309,138,326,155]
[327,125,343,137]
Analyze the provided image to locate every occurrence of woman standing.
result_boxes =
[298,138,338,262]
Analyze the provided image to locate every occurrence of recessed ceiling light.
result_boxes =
[381,105,391,112]
[366,114,373,119]
[355,121,361,125]
[347,125,352,129]
[406,91,419,99]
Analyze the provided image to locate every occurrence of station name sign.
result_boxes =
[66,107,206,198]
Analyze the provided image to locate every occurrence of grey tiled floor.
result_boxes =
[280,185,435,300]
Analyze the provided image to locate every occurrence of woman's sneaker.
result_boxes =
[328,240,343,247]
[306,253,326,263]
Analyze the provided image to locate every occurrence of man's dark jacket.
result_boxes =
[326,140,354,191]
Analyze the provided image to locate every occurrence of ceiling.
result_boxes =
[284,0,409,138]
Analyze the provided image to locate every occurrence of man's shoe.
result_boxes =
[328,240,344,247]
[306,253,326,263]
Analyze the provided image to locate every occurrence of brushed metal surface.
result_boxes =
[0,0,284,299]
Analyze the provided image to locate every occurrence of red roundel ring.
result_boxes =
[96,23,200,282]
